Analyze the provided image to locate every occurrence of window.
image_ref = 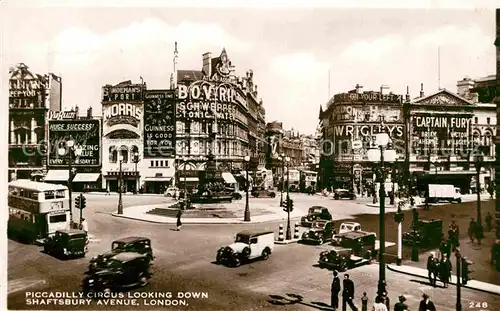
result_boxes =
[55,190,65,199]
[109,147,117,163]
[155,161,159,167]
[487,117,491,125]
[150,160,154,167]
[250,237,258,244]
[120,147,129,163]
[44,191,55,200]
[474,117,478,124]
[49,214,67,223]
[160,161,164,167]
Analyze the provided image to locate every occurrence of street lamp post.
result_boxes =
[133,152,139,194]
[411,206,420,262]
[285,156,291,240]
[117,155,124,215]
[455,248,462,311]
[395,202,404,265]
[278,154,285,207]
[367,131,397,295]
[57,140,82,227]
[475,153,484,236]
[244,155,251,222]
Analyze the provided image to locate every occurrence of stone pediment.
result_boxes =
[413,89,472,106]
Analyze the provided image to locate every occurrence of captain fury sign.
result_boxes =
[143,90,176,158]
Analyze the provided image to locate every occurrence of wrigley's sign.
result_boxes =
[48,110,77,120]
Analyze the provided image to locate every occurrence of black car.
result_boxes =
[300,206,332,227]
[301,220,335,245]
[336,230,377,259]
[43,229,88,259]
[333,189,356,200]
[83,252,152,293]
[402,219,443,248]
[251,187,276,198]
[88,237,153,273]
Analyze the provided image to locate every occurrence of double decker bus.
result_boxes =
[8,180,70,243]
[287,169,301,192]
[300,170,318,193]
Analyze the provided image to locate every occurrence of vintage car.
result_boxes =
[43,229,88,259]
[300,206,333,227]
[333,230,377,259]
[216,230,274,267]
[402,219,443,248]
[164,187,179,197]
[318,246,371,271]
[301,220,335,245]
[251,187,276,198]
[333,189,356,200]
[331,222,362,245]
[88,237,153,273]
[83,252,152,293]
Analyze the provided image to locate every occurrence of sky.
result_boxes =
[0,3,496,135]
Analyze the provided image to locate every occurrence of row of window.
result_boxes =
[150,160,170,168]
[175,140,245,156]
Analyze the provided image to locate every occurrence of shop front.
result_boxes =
[104,171,140,193]
[144,174,173,194]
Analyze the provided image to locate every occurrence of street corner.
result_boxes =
[8,278,46,295]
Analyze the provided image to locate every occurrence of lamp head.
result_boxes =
[67,140,74,148]
[57,147,66,156]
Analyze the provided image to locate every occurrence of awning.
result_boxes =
[179,177,199,182]
[145,177,172,182]
[72,173,101,182]
[44,170,69,181]
[222,172,237,184]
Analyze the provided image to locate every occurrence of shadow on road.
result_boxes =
[268,293,333,310]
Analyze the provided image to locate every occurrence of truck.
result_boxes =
[427,184,462,203]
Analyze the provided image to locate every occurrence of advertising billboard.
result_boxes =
[48,119,101,167]
[143,90,176,158]
[102,84,143,102]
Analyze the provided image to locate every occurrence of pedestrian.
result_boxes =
[439,237,450,260]
[486,212,493,232]
[342,274,358,311]
[372,295,387,311]
[448,219,460,251]
[474,222,484,245]
[80,218,88,235]
[468,218,476,244]
[331,270,341,311]
[418,293,436,311]
[361,292,368,311]
[440,255,452,288]
[176,210,183,231]
[393,295,408,311]
[381,292,390,310]
[427,252,436,286]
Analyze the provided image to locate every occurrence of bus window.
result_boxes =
[45,191,55,200]
[55,190,65,199]
[49,214,67,223]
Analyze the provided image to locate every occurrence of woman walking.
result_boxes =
[176,210,183,231]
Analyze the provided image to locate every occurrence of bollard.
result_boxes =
[294,222,300,239]
[278,224,284,241]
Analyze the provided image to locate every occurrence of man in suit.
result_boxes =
[342,274,358,311]
[331,270,341,310]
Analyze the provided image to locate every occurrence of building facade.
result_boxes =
[174,48,265,188]
[8,63,62,181]
[319,82,496,195]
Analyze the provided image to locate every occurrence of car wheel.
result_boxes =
[261,248,270,260]
[242,247,251,258]
[340,261,348,272]
[139,275,148,286]
[216,252,223,264]
[318,237,324,245]
[166,193,172,197]
[269,192,276,198]
[233,257,241,267]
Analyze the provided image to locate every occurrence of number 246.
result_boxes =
[469,302,488,309]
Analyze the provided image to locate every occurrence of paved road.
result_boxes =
[8,194,500,310]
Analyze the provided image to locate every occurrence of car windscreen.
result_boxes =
[106,259,122,270]
[112,242,127,250]
[235,235,250,244]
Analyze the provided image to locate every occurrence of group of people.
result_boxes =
[330,271,435,311]
[426,251,453,288]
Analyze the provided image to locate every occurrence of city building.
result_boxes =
[8,63,62,181]
[318,82,496,195]
[174,48,266,189]
[495,8,500,238]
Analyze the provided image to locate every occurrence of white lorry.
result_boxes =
[428,184,462,203]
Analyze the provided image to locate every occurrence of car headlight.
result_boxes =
[303,233,309,238]
[63,248,68,254]
[88,279,94,283]
[324,258,328,261]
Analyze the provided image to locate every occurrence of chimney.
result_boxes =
[380,84,390,95]
[354,84,363,94]
[420,83,424,97]
[405,86,410,102]
[75,105,79,119]
[471,92,479,103]
[456,77,474,98]
[87,106,93,118]
[202,52,212,77]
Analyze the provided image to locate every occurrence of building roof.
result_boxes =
[237,230,274,237]
[9,180,68,192]
[474,74,495,83]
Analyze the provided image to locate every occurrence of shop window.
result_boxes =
[487,117,491,125]
[109,147,117,163]
[474,117,478,124]
[49,214,67,223]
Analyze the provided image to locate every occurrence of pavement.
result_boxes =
[387,264,500,295]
